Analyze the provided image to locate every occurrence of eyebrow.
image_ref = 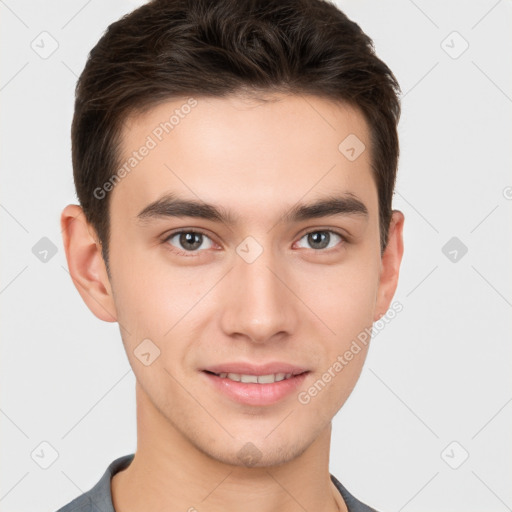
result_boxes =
[136,192,368,226]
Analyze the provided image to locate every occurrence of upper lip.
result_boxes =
[202,362,309,376]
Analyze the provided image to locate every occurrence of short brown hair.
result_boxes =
[72,0,401,269]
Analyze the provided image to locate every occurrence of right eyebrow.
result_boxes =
[136,193,238,225]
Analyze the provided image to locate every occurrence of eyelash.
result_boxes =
[162,228,348,257]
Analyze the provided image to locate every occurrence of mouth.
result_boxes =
[201,364,311,406]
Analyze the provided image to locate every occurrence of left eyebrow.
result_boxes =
[136,192,368,226]
[282,193,368,223]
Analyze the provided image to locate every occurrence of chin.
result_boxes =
[193,428,314,469]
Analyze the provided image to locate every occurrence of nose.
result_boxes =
[219,243,297,344]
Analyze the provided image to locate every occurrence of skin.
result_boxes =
[61,93,404,512]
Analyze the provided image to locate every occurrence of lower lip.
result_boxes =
[202,371,309,406]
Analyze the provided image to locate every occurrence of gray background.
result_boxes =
[1,1,511,511]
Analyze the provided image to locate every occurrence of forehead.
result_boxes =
[110,93,377,225]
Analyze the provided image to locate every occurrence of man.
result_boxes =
[57,0,404,510]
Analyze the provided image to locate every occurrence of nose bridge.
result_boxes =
[220,238,295,342]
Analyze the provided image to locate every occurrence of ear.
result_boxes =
[374,210,405,321]
[60,204,117,322]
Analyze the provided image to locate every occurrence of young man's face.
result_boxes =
[64,93,403,468]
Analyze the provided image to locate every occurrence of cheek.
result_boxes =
[298,269,376,413]
[112,269,196,339]
[300,255,380,339]
[108,242,213,365]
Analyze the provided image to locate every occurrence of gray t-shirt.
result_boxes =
[55,454,378,512]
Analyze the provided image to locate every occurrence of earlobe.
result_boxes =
[60,204,117,322]
[374,210,405,322]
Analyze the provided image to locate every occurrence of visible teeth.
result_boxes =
[258,374,279,384]
[216,372,297,383]
[240,374,258,383]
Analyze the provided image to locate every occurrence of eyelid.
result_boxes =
[162,227,214,242]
